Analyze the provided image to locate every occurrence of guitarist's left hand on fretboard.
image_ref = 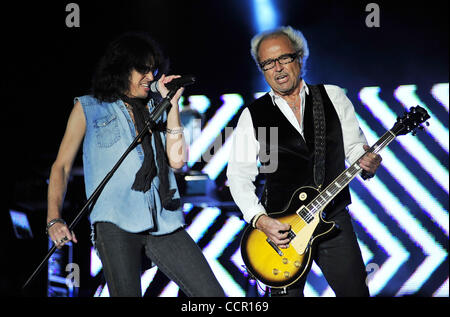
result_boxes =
[359,144,383,179]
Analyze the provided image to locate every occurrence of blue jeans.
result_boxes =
[95,222,225,297]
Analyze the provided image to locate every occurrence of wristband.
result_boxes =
[46,218,66,235]
[251,212,267,229]
[166,127,184,134]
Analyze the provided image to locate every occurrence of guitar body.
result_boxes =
[240,186,339,288]
[239,106,430,289]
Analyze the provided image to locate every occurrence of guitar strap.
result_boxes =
[309,84,327,190]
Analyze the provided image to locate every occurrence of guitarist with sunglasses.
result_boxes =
[227,26,382,297]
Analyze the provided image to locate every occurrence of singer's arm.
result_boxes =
[47,101,85,246]
[158,74,186,169]
[166,98,186,169]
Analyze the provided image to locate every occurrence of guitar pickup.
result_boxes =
[266,238,283,256]
[287,230,296,240]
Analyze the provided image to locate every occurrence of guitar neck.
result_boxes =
[306,129,397,216]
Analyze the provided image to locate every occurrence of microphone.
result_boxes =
[148,75,196,122]
[150,75,196,94]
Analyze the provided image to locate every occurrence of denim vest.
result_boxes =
[75,95,185,235]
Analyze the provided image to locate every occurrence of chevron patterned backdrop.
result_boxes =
[89,82,448,297]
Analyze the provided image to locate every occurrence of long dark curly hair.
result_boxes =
[91,32,169,102]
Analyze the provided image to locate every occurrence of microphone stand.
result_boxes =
[22,89,177,291]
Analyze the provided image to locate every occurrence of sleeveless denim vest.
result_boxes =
[75,95,185,235]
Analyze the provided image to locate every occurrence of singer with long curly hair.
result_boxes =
[45,32,224,297]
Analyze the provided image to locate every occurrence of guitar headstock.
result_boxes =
[391,105,430,136]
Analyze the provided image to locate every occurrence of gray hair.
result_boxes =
[250,26,309,75]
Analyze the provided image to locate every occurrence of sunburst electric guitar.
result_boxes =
[240,106,430,288]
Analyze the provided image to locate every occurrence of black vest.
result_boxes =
[247,84,351,213]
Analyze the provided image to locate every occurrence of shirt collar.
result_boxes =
[268,79,309,105]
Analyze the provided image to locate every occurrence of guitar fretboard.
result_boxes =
[298,129,397,223]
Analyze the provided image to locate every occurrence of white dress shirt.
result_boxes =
[226,81,368,223]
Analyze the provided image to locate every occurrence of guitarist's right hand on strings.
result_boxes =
[255,215,291,249]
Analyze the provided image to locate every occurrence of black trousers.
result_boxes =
[271,208,370,297]
[95,222,225,297]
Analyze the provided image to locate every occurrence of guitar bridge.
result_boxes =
[266,238,283,256]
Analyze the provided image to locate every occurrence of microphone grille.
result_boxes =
[150,81,159,93]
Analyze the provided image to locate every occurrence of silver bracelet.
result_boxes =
[46,218,66,235]
[166,126,184,134]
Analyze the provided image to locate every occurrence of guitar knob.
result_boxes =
[284,271,290,278]
[299,192,307,201]
[273,269,279,275]
[294,261,301,268]
[282,258,289,264]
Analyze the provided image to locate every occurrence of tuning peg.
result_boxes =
[425,122,430,126]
